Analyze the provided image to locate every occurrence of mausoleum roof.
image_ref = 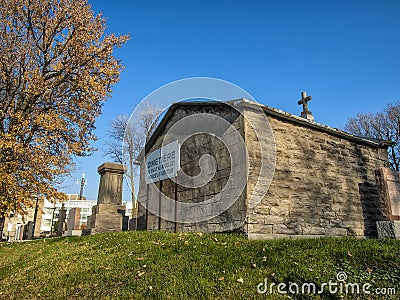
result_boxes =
[237,98,393,148]
[136,99,392,163]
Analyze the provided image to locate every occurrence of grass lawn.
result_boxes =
[0,231,399,299]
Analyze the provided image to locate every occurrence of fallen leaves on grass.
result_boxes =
[136,270,145,279]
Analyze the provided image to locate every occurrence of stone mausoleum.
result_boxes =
[136,98,394,239]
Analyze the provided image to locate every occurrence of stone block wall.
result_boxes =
[245,108,389,238]
[137,104,247,232]
[137,101,390,238]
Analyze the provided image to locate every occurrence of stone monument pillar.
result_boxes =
[86,162,128,234]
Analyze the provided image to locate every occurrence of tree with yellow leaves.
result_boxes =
[0,0,129,238]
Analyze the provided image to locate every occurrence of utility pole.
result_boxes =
[77,173,87,200]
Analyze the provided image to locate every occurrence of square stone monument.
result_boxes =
[86,162,128,234]
[376,168,400,239]
[65,207,82,236]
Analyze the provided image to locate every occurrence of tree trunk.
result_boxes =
[0,217,5,241]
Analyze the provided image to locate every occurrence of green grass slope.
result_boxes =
[0,232,399,299]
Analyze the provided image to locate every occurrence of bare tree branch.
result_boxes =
[103,104,163,203]
[345,102,400,171]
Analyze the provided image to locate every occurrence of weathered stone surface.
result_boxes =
[323,211,337,219]
[247,223,273,234]
[57,205,67,237]
[137,104,247,233]
[264,215,285,224]
[87,204,126,234]
[86,162,127,234]
[67,208,81,230]
[273,224,302,235]
[329,219,342,227]
[325,227,348,236]
[377,221,400,239]
[303,226,325,235]
[376,168,400,220]
[65,207,81,236]
[136,100,390,238]
[97,162,126,205]
[245,108,388,238]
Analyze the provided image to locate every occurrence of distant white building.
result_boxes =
[124,201,134,219]
[40,194,96,233]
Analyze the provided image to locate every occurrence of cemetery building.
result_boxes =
[136,98,393,239]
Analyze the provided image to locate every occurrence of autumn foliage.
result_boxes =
[0,0,129,218]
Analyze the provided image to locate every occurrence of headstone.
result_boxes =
[85,162,128,234]
[31,196,44,238]
[65,207,82,236]
[6,223,12,239]
[15,224,23,241]
[129,218,137,231]
[376,168,400,238]
[57,204,67,237]
[26,221,34,240]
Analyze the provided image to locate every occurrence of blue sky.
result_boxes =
[60,0,400,200]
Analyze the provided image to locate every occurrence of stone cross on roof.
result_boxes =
[298,91,314,121]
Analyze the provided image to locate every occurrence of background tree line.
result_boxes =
[345,102,400,171]
[103,103,162,204]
